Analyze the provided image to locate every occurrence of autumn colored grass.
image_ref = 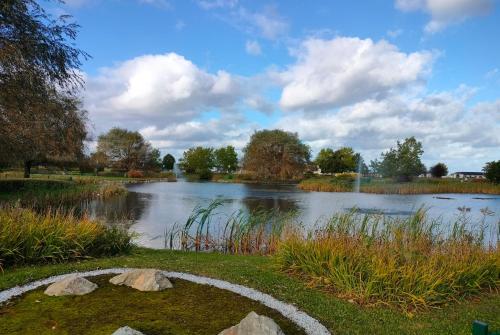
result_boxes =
[276,209,500,312]
[298,176,500,194]
[0,206,132,269]
[170,201,500,312]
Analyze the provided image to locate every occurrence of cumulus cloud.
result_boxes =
[275,87,500,171]
[278,37,434,111]
[395,0,494,33]
[245,40,262,55]
[83,53,244,133]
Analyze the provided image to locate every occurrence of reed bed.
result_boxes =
[170,201,499,311]
[276,209,500,312]
[0,206,132,269]
[298,177,500,194]
[0,179,127,207]
[165,200,299,254]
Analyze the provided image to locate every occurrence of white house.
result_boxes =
[448,172,485,180]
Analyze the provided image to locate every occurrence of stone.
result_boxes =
[109,269,173,291]
[218,311,285,335]
[112,326,145,335]
[44,275,98,296]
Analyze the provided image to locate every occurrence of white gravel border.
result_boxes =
[0,268,330,335]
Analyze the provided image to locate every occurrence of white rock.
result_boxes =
[109,269,173,291]
[218,311,285,335]
[112,326,145,335]
[44,275,97,296]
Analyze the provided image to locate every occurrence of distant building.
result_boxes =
[448,172,485,180]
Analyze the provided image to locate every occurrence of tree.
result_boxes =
[145,148,162,171]
[430,163,448,178]
[162,154,176,171]
[315,147,359,174]
[0,0,89,177]
[483,160,500,184]
[214,146,238,173]
[178,147,215,179]
[315,148,335,174]
[242,129,310,180]
[96,128,153,171]
[371,137,426,181]
[0,91,88,177]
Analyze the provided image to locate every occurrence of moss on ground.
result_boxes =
[0,275,305,335]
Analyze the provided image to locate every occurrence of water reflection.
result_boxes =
[81,181,500,249]
[83,192,152,226]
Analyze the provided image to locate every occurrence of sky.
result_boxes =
[47,0,500,172]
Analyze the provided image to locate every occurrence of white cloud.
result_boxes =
[387,29,404,38]
[84,53,243,133]
[199,2,289,40]
[278,37,434,111]
[395,0,494,33]
[240,6,289,40]
[245,40,262,56]
[197,0,238,10]
[275,88,500,171]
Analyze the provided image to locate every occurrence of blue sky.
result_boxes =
[49,0,500,171]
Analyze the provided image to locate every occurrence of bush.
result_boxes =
[0,206,133,269]
[126,169,144,178]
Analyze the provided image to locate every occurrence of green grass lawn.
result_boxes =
[1,248,498,335]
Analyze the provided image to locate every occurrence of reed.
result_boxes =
[298,177,500,194]
[0,205,132,269]
[0,179,127,207]
[166,200,299,254]
[170,201,499,311]
[276,209,499,312]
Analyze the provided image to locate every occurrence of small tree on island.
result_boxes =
[430,163,448,178]
[242,129,310,180]
[162,154,176,171]
[483,160,500,184]
[370,137,426,181]
[214,146,238,174]
[178,147,215,179]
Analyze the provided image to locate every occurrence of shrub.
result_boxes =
[0,206,132,269]
[127,169,144,178]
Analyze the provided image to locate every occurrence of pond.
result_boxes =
[84,181,500,248]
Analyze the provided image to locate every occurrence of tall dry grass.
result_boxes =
[0,206,132,269]
[276,209,499,312]
[298,177,500,194]
[170,201,499,311]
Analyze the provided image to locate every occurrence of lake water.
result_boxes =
[86,181,500,248]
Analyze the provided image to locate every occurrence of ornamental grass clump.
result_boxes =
[276,209,500,311]
[0,206,132,269]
